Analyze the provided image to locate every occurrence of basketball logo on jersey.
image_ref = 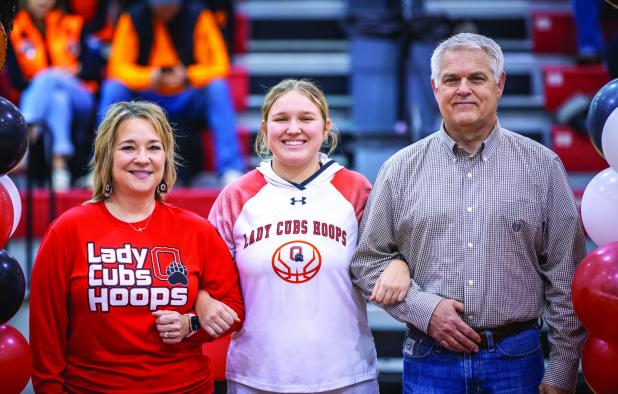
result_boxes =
[272,240,322,284]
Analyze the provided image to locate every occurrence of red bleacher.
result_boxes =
[532,11,577,55]
[543,65,609,111]
[551,124,609,172]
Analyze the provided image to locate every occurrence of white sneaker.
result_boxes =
[221,169,243,186]
[52,168,71,192]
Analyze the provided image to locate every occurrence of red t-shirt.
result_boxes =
[30,201,244,393]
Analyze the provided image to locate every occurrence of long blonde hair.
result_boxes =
[255,79,339,159]
[87,101,179,203]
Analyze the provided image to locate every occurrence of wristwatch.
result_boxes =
[186,314,200,337]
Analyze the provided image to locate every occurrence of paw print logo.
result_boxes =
[166,261,188,286]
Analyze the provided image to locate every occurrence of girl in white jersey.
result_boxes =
[198,79,411,393]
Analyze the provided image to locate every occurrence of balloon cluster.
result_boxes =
[0,91,31,393]
[573,78,618,393]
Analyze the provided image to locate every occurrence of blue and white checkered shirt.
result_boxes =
[351,123,586,391]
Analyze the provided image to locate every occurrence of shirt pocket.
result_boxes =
[496,197,541,255]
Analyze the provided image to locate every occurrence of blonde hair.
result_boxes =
[87,101,178,203]
[255,79,338,159]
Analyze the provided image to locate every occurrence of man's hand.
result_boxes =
[152,310,190,344]
[370,259,411,305]
[427,299,481,353]
[195,290,240,338]
[538,384,571,394]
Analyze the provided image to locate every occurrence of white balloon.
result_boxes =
[0,175,21,236]
[581,168,618,246]
[602,107,618,171]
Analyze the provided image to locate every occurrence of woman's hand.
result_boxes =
[370,259,411,305]
[152,310,191,344]
[195,290,240,338]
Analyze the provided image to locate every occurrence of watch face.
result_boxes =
[191,315,200,332]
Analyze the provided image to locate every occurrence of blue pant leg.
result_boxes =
[201,79,245,175]
[572,0,605,55]
[97,79,134,127]
[476,328,545,393]
[20,70,88,156]
[402,333,467,394]
[19,69,59,125]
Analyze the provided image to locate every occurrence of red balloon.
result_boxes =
[0,324,32,394]
[572,241,618,342]
[582,336,618,394]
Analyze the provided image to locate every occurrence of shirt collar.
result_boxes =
[439,121,502,161]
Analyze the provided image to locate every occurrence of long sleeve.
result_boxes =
[350,160,443,332]
[197,223,244,340]
[30,226,70,393]
[186,10,230,87]
[540,157,587,392]
[106,13,153,91]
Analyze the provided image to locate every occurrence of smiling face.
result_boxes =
[111,117,165,200]
[432,48,505,138]
[261,90,331,181]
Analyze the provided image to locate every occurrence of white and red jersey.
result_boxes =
[209,155,378,393]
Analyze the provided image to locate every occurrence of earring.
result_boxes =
[157,180,168,198]
[103,182,112,198]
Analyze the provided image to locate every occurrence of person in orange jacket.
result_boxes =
[98,0,244,185]
[7,0,98,190]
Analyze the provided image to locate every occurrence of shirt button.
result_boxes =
[467,172,472,178]
[468,280,474,286]
[467,207,472,213]
[468,242,473,249]
[467,314,474,320]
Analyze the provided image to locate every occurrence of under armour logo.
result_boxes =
[290,197,307,205]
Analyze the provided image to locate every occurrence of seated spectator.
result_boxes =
[572,0,606,64]
[98,0,244,185]
[7,0,98,190]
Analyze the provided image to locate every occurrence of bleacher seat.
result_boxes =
[551,124,609,172]
[531,11,577,55]
[233,12,250,55]
[543,65,609,111]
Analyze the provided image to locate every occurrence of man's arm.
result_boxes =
[350,160,444,333]
[540,157,587,392]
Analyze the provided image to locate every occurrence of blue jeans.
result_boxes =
[572,0,605,56]
[402,327,544,393]
[20,69,95,157]
[97,79,244,176]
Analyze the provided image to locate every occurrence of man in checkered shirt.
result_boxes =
[351,33,586,394]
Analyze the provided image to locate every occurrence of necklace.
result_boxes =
[126,212,153,232]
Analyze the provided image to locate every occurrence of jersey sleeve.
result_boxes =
[330,168,372,224]
[208,170,267,257]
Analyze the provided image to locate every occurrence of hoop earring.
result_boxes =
[103,182,112,198]
[157,180,168,198]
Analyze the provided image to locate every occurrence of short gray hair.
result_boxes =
[430,33,504,84]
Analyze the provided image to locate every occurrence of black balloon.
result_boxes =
[586,78,618,158]
[0,249,25,324]
[0,96,28,175]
